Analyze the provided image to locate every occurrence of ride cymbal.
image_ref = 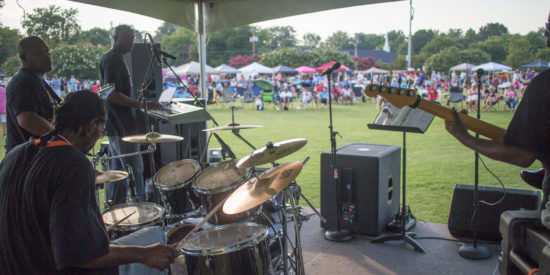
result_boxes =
[236,138,307,169]
[223,161,303,215]
[122,132,183,143]
[95,170,128,185]
[203,123,263,132]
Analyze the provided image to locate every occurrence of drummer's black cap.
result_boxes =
[54,90,106,135]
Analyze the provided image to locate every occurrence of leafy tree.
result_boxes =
[535,47,550,61]
[478,23,509,41]
[155,22,181,42]
[524,28,547,55]
[412,29,436,54]
[50,45,104,79]
[206,26,256,66]
[0,26,20,65]
[354,33,384,50]
[386,54,407,70]
[421,35,461,56]
[162,28,196,66]
[387,30,406,55]
[310,48,355,69]
[78,27,110,47]
[228,54,258,68]
[425,46,490,72]
[323,31,352,49]
[260,47,314,68]
[2,55,21,76]
[264,26,297,50]
[506,36,533,68]
[21,5,81,47]
[475,35,509,63]
[464,28,478,44]
[353,56,377,70]
[301,33,321,50]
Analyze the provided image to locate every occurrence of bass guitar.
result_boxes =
[364,84,506,141]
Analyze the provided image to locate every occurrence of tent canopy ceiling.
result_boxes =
[520,59,549,69]
[272,65,298,74]
[70,0,402,33]
[166,61,216,75]
[449,63,475,71]
[215,64,240,74]
[239,62,273,74]
[471,62,512,72]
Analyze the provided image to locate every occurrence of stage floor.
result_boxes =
[295,208,500,275]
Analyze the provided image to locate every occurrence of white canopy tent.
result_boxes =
[359,67,390,74]
[472,62,512,71]
[215,64,240,74]
[449,63,475,71]
[165,61,217,76]
[69,0,403,97]
[239,62,274,74]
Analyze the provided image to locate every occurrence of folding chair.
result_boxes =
[445,86,465,109]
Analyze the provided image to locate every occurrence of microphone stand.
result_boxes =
[458,69,491,260]
[323,69,352,242]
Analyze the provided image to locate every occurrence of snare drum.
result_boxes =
[154,159,201,215]
[102,202,165,240]
[192,160,251,225]
[180,223,273,275]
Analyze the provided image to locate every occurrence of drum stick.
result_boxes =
[105,211,136,232]
[176,197,228,250]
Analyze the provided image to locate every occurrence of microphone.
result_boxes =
[159,50,176,60]
[147,33,161,66]
[476,68,484,77]
[320,62,341,75]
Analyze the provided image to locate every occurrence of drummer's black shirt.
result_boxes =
[0,141,116,274]
[100,48,136,137]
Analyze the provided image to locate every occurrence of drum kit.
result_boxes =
[92,117,319,275]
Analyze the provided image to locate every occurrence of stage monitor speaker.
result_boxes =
[448,184,541,242]
[320,143,401,236]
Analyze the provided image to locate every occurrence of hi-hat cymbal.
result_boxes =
[236,138,307,169]
[95,170,128,185]
[203,123,263,132]
[122,132,183,143]
[223,161,303,215]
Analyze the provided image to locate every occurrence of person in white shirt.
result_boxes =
[342,84,353,105]
[301,85,313,110]
[280,87,292,110]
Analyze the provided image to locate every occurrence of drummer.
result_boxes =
[0,91,177,274]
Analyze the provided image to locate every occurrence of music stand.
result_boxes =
[368,104,434,253]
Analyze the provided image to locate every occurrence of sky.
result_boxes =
[1,0,549,40]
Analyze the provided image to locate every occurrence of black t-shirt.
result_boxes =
[0,141,116,274]
[100,49,136,137]
[503,68,550,169]
[5,68,61,152]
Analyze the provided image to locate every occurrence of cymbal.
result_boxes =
[122,132,183,143]
[236,138,307,169]
[95,170,128,185]
[203,123,263,132]
[223,161,303,215]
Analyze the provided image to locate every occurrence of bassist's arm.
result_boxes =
[445,108,537,168]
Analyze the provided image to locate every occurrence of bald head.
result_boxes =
[113,25,135,53]
[18,36,52,75]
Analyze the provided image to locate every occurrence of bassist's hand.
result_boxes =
[445,108,470,141]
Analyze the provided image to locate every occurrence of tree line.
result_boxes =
[1,5,550,79]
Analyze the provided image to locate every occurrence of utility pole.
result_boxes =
[407,0,414,69]
[349,39,359,57]
[250,31,258,55]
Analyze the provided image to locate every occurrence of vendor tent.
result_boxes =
[295,66,316,73]
[449,63,475,71]
[316,61,351,73]
[272,65,298,74]
[520,60,549,70]
[165,61,216,76]
[360,67,390,74]
[472,62,512,71]
[215,64,240,74]
[239,62,274,74]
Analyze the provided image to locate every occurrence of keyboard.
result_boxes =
[146,102,211,125]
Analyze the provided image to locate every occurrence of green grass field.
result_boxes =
[0,98,541,224]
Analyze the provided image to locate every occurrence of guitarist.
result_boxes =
[445,12,550,228]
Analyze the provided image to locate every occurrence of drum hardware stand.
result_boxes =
[212,132,237,160]
[125,164,138,202]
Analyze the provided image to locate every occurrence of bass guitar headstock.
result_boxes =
[364,84,418,108]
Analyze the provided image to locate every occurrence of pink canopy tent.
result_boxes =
[315,61,351,72]
[295,66,316,73]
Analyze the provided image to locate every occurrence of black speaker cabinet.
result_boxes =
[448,184,541,242]
[320,143,401,236]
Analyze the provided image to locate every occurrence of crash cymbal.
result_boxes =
[236,138,307,169]
[122,132,183,143]
[95,170,128,185]
[203,123,263,132]
[223,161,303,215]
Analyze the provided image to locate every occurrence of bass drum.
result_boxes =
[179,223,273,275]
[102,202,165,240]
[192,160,252,225]
[154,159,201,215]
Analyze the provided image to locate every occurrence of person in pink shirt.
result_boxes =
[0,85,6,135]
[504,85,518,112]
